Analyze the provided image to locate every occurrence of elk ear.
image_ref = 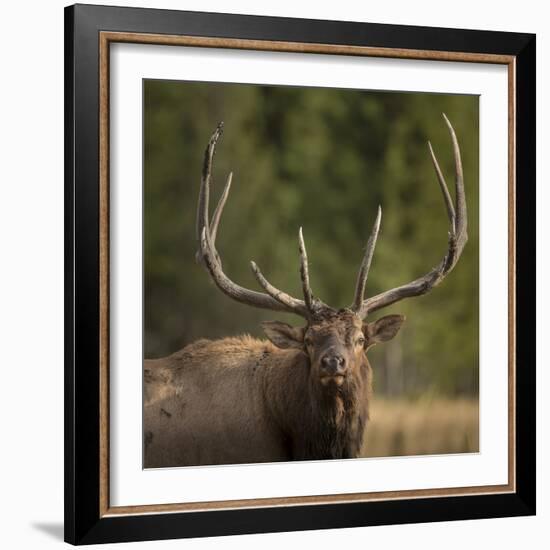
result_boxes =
[261,321,305,350]
[363,314,405,346]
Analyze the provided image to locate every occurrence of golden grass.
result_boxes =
[361,396,479,458]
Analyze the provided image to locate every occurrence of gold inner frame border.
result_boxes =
[98,31,516,517]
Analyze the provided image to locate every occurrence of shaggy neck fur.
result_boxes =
[263,348,371,461]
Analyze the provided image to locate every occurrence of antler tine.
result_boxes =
[195,124,310,318]
[443,112,468,260]
[351,206,382,312]
[199,227,300,313]
[358,114,468,318]
[210,172,232,244]
[197,124,223,237]
[428,141,456,233]
[298,227,315,312]
[250,261,309,314]
[196,122,223,265]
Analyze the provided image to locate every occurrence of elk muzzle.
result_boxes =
[319,352,348,386]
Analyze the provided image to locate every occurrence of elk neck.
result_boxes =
[261,347,372,460]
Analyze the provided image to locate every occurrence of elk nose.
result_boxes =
[321,354,346,375]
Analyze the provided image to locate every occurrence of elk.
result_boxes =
[143,114,467,468]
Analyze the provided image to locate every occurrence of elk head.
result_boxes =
[195,116,467,391]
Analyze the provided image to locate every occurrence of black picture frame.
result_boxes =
[65,3,536,545]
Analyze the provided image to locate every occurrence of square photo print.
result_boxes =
[142,80,479,469]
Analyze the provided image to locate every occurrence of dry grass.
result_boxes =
[361,396,479,458]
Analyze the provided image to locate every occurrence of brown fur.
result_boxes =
[142,310,402,469]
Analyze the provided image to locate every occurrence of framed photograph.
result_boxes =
[64,4,536,545]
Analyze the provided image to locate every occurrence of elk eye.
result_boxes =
[357,337,365,346]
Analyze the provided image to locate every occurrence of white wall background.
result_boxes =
[0,1,546,548]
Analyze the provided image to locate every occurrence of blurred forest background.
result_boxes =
[143,79,479,457]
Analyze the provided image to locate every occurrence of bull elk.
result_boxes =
[144,114,467,468]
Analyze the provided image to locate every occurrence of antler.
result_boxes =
[351,206,382,312]
[196,122,327,319]
[196,116,467,322]
[352,113,468,319]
